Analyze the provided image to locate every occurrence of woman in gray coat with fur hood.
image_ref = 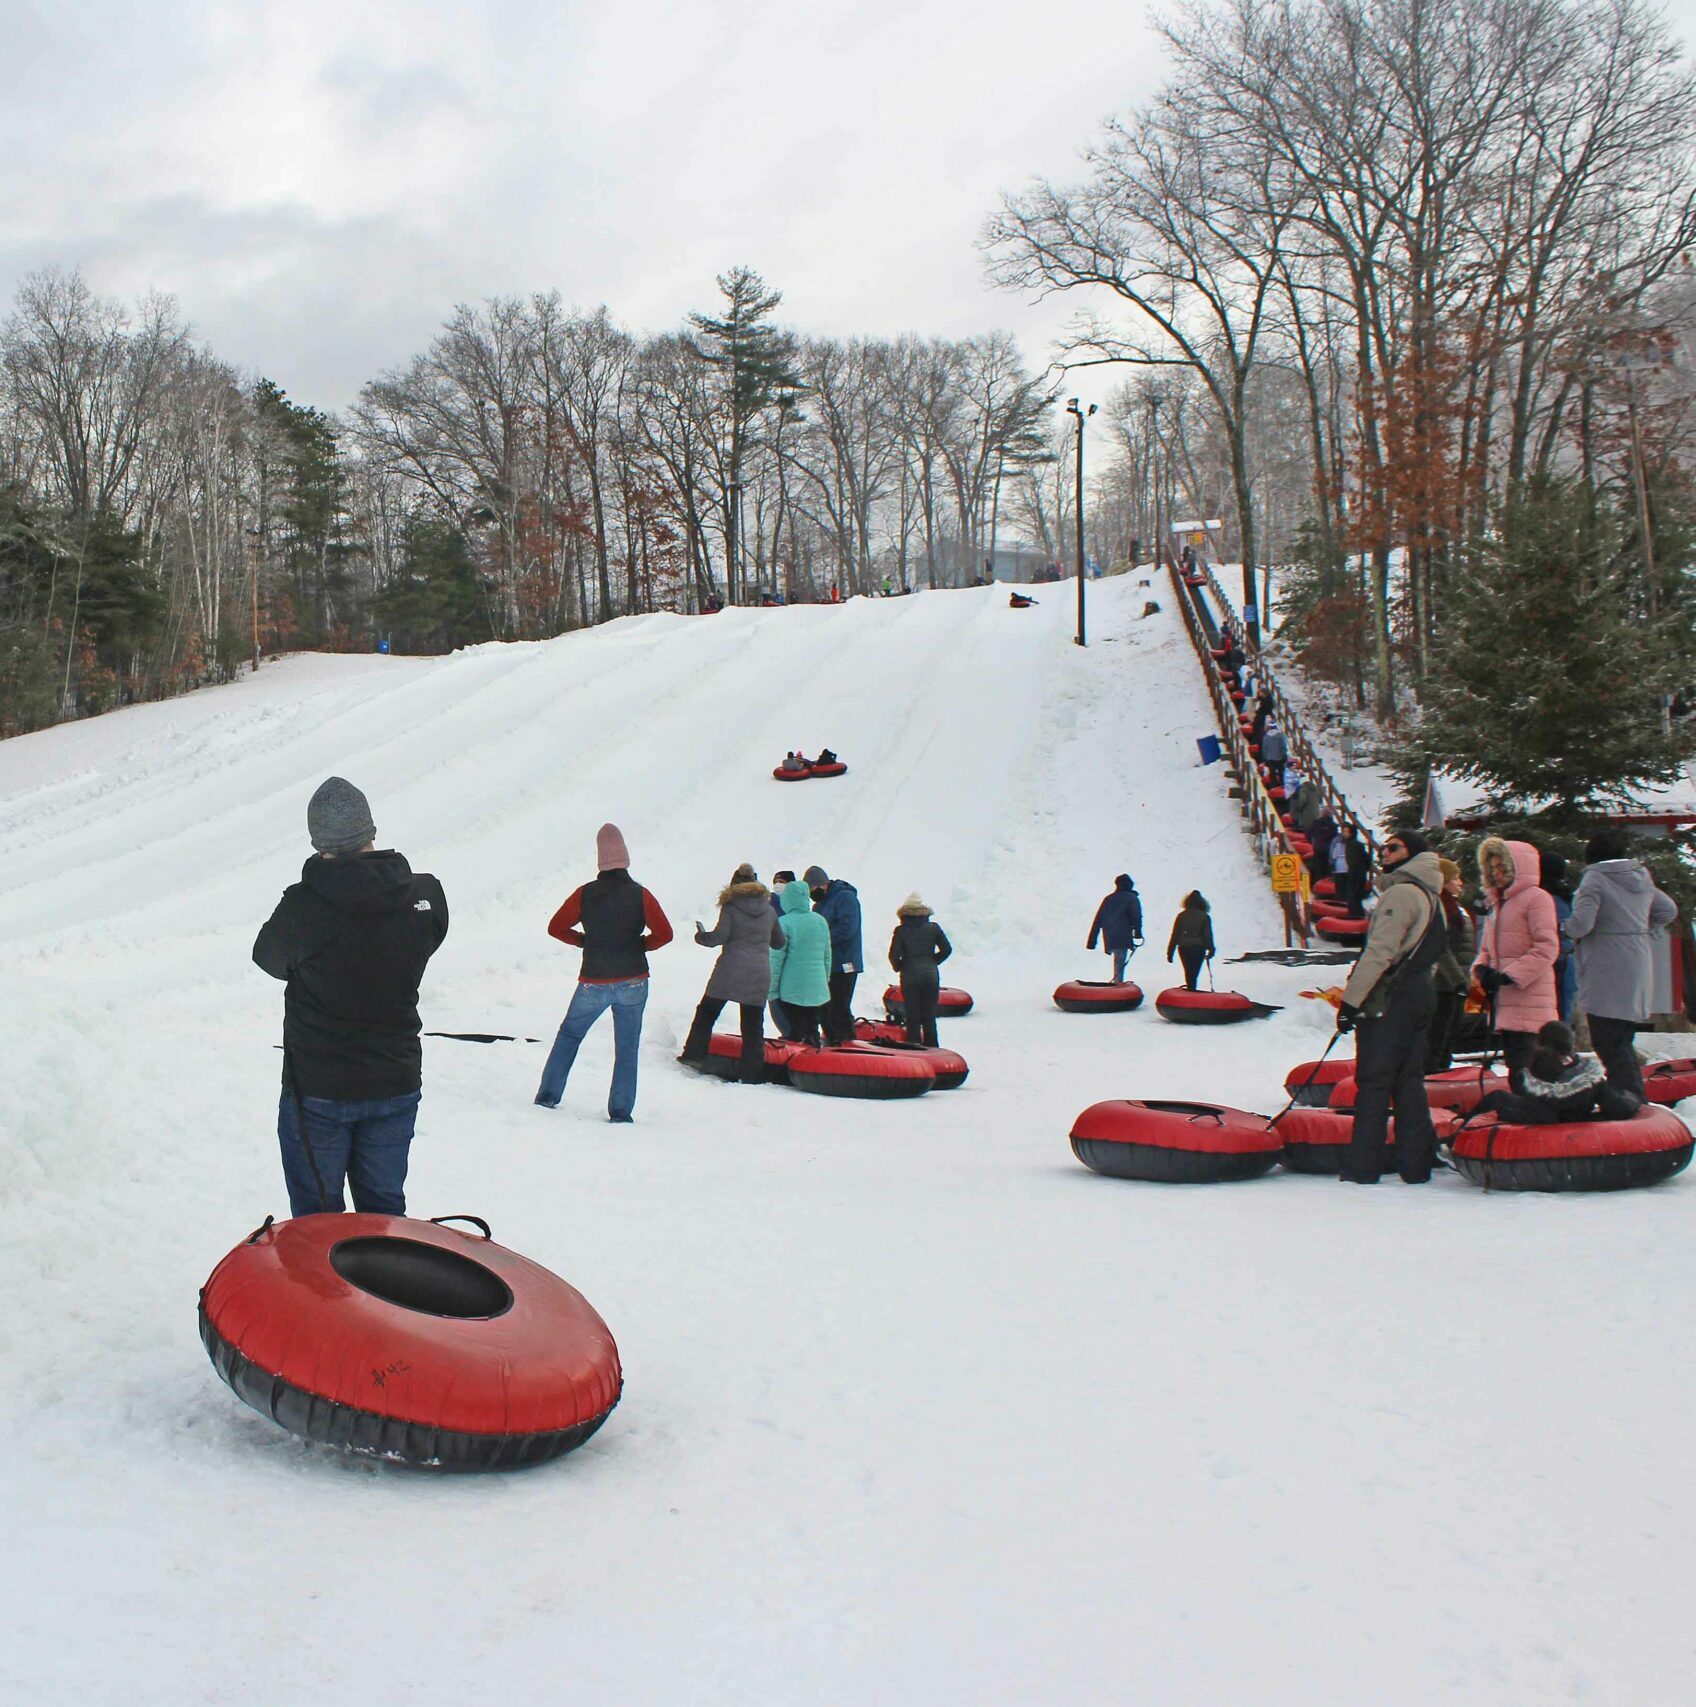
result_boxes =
[679,863,787,1082]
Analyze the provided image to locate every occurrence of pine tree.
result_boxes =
[1403,475,1695,814]
[687,267,802,603]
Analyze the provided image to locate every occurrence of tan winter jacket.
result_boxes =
[1341,851,1445,1017]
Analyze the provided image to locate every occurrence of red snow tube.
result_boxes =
[1451,1107,1694,1192]
[199,1213,621,1470]
[692,1032,807,1084]
[1070,1099,1282,1183]
[773,765,812,781]
[1309,898,1351,920]
[1274,1106,1461,1173]
[1643,1058,1696,1106]
[1330,1064,1507,1115]
[1182,572,1206,587]
[1283,1057,1357,1107]
[1313,876,1339,898]
[1154,987,1279,1024]
[1053,979,1145,1013]
[1009,593,1035,608]
[850,1019,969,1088]
[787,1041,935,1099]
[883,985,974,1021]
[1314,915,1370,942]
[808,760,848,778]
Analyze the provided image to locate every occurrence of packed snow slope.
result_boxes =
[3,578,1693,1707]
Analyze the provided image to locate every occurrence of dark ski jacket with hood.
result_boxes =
[1087,877,1144,953]
[254,851,449,1100]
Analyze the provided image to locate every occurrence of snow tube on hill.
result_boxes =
[1182,571,1206,587]
[786,1041,935,1099]
[1053,979,1145,1013]
[1643,1058,1696,1105]
[1283,1057,1357,1108]
[883,985,974,1021]
[807,760,848,777]
[1274,1106,1461,1174]
[199,1214,621,1470]
[850,1019,969,1088]
[1330,1064,1507,1115]
[1450,1107,1694,1192]
[1314,915,1370,943]
[1154,988,1279,1024]
[1009,593,1035,608]
[1313,876,1339,898]
[773,765,812,781]
[1309,898,1351,920]
[1070,1099,1282,1183]
[692,1032,806,1084]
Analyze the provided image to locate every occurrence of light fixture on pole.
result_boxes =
[1066,398,1096,646]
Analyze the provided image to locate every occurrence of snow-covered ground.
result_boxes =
[3,579,1693,1706]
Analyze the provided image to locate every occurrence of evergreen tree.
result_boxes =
[372,517,488,654]
[687,267,803,602]
[1402,475,1695,814]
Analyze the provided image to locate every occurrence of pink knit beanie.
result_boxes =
[596,822,630,871]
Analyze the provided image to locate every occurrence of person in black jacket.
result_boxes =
[253,777,448,1217]
[889,894,952,1045]
[1166,892,1215,990]
[535,823,674,1121]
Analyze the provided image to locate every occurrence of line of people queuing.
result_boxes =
[1329,827,1678,1185]
[253,780,955,1215]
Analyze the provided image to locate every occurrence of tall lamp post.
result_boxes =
[1066,398,1096,646]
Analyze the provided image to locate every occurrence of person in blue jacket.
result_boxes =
[1087,875,1144,982]
[803,864,863,1044]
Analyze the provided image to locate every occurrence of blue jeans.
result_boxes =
[536,978,648,1118]
[278,1087,420,1218]
[1111,948,1130,982]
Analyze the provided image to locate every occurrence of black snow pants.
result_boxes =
[824,970,858,1045]
[1425,990,1464,1074]
[1177,946,1208,992]
[1587,1014,1646,1102]
[900,969,941,1046]
[1346,973,1438,1184]
[683,997,765,1082]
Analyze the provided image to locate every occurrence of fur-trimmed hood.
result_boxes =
[717,877,770,907]
[897,894,933,919]
[1521,1054,1605,1103]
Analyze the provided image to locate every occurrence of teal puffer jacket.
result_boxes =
[769,882,834,1006]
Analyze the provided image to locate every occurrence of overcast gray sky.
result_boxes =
[4,0,1695,415]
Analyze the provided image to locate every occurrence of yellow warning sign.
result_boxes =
[1270,853,1303,894]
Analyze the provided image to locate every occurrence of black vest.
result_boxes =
[577,870,651,980]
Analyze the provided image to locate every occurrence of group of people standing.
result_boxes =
[1332,827,1678,1185]
[254,781,957,1215]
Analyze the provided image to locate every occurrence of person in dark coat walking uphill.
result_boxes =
[1087,875,1144,982]
[535,823,673,1121]
[1166,892,1215,991]
[889,894,953,1045]
[254,777,448,1217]
[1334,831,1447,1184]
[680,864,787,1082]
[1566,829,1678,1100]
[1339,825,1372,918]
[803,864,863,1045]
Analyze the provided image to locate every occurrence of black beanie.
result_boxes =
[1392,830,1430,857]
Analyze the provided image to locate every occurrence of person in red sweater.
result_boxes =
[535,823,673,1121]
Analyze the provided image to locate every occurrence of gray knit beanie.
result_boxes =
[802,864,829,888]
[308,777,376,855]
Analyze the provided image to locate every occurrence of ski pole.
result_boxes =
[1267,1025,1347,1128]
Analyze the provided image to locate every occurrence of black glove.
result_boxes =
[1475,965,1514,995]
[1335,1001,1361,1035]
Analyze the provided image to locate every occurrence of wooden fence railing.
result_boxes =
[1166,562,1312,946]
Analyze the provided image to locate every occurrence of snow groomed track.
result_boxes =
[3,577,1695,1706]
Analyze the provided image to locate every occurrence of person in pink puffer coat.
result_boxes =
[1472,837,1561,1087]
